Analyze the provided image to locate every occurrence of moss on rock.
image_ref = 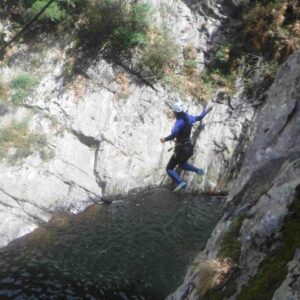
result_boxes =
[237,187,300,300]
[218,216,243,263]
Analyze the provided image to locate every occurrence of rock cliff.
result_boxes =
[1,2,300,299]
[168,48,300,300]
[0,0,253,246]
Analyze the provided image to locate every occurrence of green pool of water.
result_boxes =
[0,188,223,300]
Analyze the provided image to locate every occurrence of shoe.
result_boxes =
[197,168,204,176]
[173,181,187,192]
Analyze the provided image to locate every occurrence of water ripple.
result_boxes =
[0,188,223,299]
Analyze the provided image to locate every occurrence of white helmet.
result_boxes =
[171,102,184,113]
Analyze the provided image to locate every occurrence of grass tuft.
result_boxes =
[10,73,37,105]
[0,119,50,164]
[198,258,233,296]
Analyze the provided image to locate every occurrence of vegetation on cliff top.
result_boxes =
[2,0,298,102]
[216,0,300,97]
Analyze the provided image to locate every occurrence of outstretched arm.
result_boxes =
[190,106,213,123]
[160,119,185,143]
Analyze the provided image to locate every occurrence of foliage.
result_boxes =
[218,216,243,263]
[80,0,151,53]
[183,59,197,75]
[162,43,236,102]
[188,72,215,101]
[26,0,67,23]
[142,28,179,79]
[81,0,127,44]
[165,64,236,102]
[113,1,151,49]
[112,26,147,49]
[201,0,299,99]
[163,71,214,102]
[10,72,37,105]
[239,54,279,97]
[241,0,300,62]
[0,119,49,164]
[212,44,231,73]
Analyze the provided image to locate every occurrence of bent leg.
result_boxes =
[166,155,183,184]
[180,162,199,173]
[180,162,204,175]
[167,169,182,184]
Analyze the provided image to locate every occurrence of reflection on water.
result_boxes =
[0,188,223,300]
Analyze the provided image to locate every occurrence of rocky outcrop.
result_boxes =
[168,50,300,300]
[272,249,300,300]
[0,0,254,247]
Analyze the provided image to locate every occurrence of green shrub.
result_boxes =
[183,59,197,75]
[213,45,231,73]
[10,73,37,105]
[82,0,126,40]
[112,26,147,48]
[142,29,179,79]
[241,0,300,62]
[0,119,49,164]
[80,0,151,53]
[11,73,36,90]
[27,0,67,23]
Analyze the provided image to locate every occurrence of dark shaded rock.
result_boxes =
[0,103,9,116]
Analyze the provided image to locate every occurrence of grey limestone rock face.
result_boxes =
[168,50,300,300]
[186,89,254,192]
[0,1,252,246]
[231,49,300,196]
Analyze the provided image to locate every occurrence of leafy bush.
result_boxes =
[182,45,198,75]
[27,0,67,23]
[163,71,215,102]
[10,72,37,105]
[242,0,300,62]
[112,1,151,50]
[80,0,151,53]
[82,0,178,78]
[183,59,197,75]
[213,45,231,73]
[239,54,278,97]
[142,29,179,79]
[11,73,36,90]
[82,0,126,41]
[112,26,147,48]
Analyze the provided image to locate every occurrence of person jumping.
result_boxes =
[160,102,212,192]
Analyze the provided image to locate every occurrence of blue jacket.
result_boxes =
[164,110,209,143]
